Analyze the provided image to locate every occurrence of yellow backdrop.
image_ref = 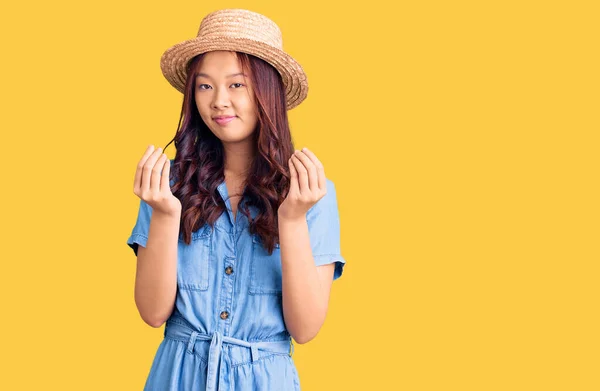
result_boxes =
[1,0,598,390]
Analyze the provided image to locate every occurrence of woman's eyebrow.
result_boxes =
[196,72,247,79]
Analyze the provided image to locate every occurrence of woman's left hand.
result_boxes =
[278,147,327,221]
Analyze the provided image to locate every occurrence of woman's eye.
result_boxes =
[197,83,244,90]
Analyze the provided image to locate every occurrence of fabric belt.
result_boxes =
[164,316,294,391]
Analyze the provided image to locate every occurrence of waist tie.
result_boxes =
[164,317,294,391]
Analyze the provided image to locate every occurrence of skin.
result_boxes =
[132,146,180,327]
[278,148,337,343]
[195,50,257,214]
[133,50,336,341]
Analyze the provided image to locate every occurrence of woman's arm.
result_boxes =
[131,147,181,328]
[277,147,341,344]
[279,214,336,344]
[134,208,180,328]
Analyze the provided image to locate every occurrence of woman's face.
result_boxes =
[194,51,258,145]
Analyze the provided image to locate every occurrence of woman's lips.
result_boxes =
[214,116,236,125]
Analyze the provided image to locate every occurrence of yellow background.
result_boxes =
[1,0,598,390]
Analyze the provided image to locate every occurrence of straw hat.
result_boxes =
[160,8,309,110]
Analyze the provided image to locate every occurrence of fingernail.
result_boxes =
[302,147,308,152]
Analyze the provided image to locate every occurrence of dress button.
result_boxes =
[220,311,229,320]
[225,266,233,275]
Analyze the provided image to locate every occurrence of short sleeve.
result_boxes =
[126,198,153,256]
[125,159,174,256]
[306,179,346,281]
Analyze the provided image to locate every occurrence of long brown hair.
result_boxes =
[162,51,294,254]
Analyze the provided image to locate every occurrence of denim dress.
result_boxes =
[126,161,346,390]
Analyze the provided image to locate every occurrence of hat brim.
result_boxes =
[160,37,308,110]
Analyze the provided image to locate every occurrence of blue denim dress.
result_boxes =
[126,161,346,390]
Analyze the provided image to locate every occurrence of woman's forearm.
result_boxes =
[134,209,180,327]
[279,213,328,344]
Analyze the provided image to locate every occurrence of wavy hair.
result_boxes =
[162,51,294,254]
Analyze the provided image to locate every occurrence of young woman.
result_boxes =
[126,8,346,390]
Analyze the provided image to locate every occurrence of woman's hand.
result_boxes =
[133,145,181,217]
[278,147,327,221]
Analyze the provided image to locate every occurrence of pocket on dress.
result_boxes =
[177,224,212,291]
[249,235,282,295]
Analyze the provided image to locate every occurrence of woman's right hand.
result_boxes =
[133,145,182,217]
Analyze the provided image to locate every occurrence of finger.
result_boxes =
[299,147,326,192]
[295,150,318,193]
[151,153,167,194]
[160,156,171,192]
[141,147,163,192]
[291,154,309,195]
[288,157,298,196]
[134,145,156,192]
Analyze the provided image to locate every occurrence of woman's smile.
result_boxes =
[214,116,237,125]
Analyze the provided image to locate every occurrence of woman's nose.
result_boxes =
[212,87,231,109]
